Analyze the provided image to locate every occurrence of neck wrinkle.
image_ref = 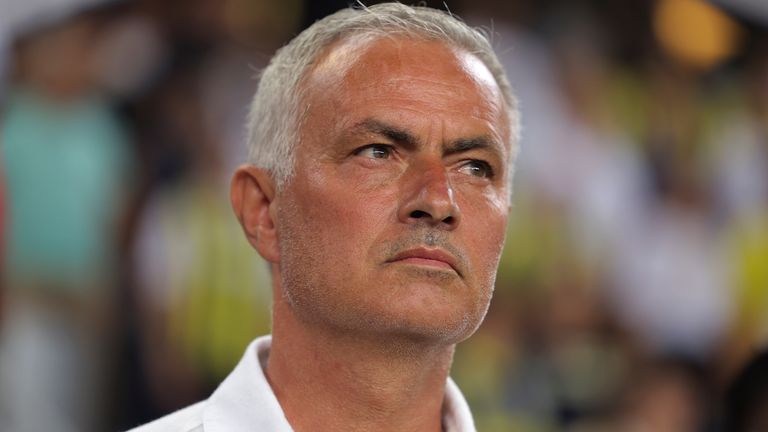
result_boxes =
[266,288,455,432]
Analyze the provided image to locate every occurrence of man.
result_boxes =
[131,2,519,431]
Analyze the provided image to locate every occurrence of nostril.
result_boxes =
[408,210,455,225]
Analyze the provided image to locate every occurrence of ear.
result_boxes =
[231,165,280,263]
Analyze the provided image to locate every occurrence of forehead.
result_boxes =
[300,35,509,143]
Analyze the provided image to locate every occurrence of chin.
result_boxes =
[365,298,491,346]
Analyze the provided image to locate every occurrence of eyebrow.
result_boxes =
[356,118,419,148]
[352,118,501,156]
[444,136,495,156]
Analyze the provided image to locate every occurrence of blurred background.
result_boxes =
[1,0,767,431]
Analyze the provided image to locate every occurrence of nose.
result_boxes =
[397,162,461,230]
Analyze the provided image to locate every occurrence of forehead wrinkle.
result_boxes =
[358,95,501,123]
[358,72,504,122]
[385,75,474,92]
[375,76,498,112]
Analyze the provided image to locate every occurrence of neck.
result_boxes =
[266,295,456,432]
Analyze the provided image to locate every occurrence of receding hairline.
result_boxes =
[304,32,503,89]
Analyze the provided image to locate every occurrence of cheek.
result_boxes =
[284,174,394,259]
[462,201,508,281]
[485,216,508,264]
[474,231,505,286]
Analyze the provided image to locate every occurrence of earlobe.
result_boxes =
[230,165,280,263]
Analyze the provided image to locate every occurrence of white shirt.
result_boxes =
[128,335,476,432]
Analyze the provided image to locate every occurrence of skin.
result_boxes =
[231,35,511,432]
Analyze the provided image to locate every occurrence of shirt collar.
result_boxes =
[203,335,476,432]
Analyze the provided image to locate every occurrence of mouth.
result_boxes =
[386,247,461,275]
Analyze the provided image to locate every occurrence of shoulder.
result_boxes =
[126,401,206,432]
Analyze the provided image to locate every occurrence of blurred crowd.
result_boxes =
[0,0,767,431]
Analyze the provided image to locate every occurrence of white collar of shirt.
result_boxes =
[201,335,476,432]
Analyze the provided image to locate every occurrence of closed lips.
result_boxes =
[387,248,460,274]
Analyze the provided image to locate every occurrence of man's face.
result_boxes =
[274,36,511,344]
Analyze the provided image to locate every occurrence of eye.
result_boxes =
[354,144,393,160]
[458,160,494,179]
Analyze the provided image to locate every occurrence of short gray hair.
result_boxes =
[246,2,520,190]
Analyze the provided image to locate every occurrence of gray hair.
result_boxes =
[246,2,520,191]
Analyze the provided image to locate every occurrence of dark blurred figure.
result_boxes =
[724,349,768,432]
[617,359,708,432]
[122,0,301,426]
[714,36,768,388]
[567,357,709,432]
[0,5,135,432]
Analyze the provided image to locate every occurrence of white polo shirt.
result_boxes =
[128,335,476,432]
